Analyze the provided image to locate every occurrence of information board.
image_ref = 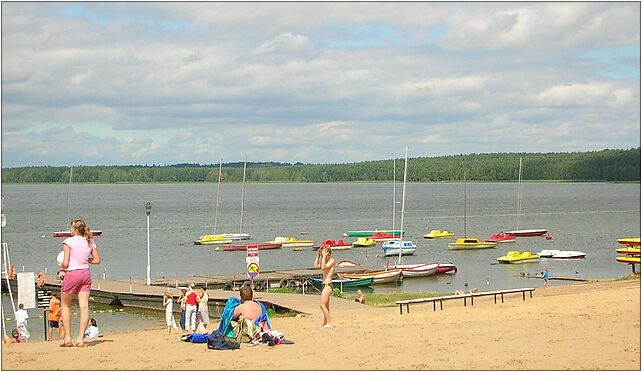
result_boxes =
[16,272,36,309]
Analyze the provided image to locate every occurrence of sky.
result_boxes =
[1,2,640,167]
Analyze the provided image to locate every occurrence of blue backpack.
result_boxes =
[181,333,209,343]
[207,330,240,350]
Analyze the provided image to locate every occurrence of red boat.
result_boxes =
[315,240,352,250]
[366,232,399,241]
[504,229,547,237]
[219,243,282,251]
[53,230,103,238]
[485,232,516,243]
[435,263,457,274]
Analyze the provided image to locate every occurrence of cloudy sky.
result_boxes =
[1,2,640,167]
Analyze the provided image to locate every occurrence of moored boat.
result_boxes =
[385,263,438,278]
[436,263,457,274]
[618,238,641,246]
[497,251,540,264]
[615,247,641,256]
[538,249,586,259]
[217,243,282,251]
[267,236,315,248]
[340,269,403,284]
[382,240,416,256]
[367,232,401,241]
[194,234,233,245]
[423,230,455,239]
[352,237,376,247]
[485,232,516,243]
[616,256,641,264]
[309,277,373,288]
[220,233,251,241]
[448,238,497,250]
[504,229,548,237]
[344,229,403,237]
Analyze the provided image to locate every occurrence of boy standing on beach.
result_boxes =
[543,268,550,286]
[48,292,62,340]
[314,245,335,328]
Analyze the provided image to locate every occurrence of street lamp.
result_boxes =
[145,202,152,286]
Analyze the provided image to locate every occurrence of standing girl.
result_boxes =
[163,292,177,334]
[177,288,187,331]
[59,219,100,347]
[184,283,198,332]
[195,286,210,333]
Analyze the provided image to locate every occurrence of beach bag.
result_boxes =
[232,318,259,343]
[207,330,240,350]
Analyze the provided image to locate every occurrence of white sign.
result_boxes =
[16,272,36,309]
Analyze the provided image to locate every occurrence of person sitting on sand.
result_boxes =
[233,284,262,322]
[314,245,335,328]
[354,289,365,304]
[84,318,100,339]
[3,329,20,344]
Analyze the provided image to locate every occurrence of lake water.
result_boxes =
[1,182,639,341]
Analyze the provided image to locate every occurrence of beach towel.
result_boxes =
[216,297,272,337]
[232,317,259,343]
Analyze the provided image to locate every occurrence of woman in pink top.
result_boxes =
[59,219,100,347]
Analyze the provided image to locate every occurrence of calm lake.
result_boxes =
[1,182,639,341]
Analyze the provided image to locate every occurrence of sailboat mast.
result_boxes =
[516,157,523,231]
[67,166,73,225]
[463,169,467,238]
[398,146,408,265]
[214,160,223,234]
[239,156,247,235]
[392,158,396,233]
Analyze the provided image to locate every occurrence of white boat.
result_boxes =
[268,236,315,248]
[505,157,547,237]
[220,233,251,240]
[537,249,586,259]
[340,269,403,284]
[385,263,438,278]
[382,240,416,257]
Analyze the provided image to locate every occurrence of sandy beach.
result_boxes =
[2,278,639,370]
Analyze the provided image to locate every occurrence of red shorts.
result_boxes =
[61,269,91,294]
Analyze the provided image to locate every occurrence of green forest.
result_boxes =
[1,148,639,183]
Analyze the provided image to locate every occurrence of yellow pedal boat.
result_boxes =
[616,247,641,256]
[497,251,540,264]
[616,256,641,264]
[423,230,455,239]
[618,237,640,246]
[194,234,233,245]
[352,237,376,247]
[267,236,315,248]
[448,238,497,250]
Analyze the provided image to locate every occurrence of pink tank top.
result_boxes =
[62,236,96,271]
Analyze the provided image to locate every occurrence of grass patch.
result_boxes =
[352,292,453,307]
[267,308,298,318]
[267,287,298,294]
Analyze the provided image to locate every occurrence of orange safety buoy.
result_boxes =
[8,265,15,280]
[36,272,46,287]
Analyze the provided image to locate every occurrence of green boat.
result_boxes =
[343,229,404,237]
[310,277,373,288]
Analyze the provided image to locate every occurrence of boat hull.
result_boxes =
[345,230,403,237]
[497,258,540,264]
[436,263,457,274]
[218,243,282,251]
[448,243,497,250]
[386,263,438,278]
[194,239,233,245]
[538,249,586,259]
[504,229,547,237]
[220,233,251,240]
[340,269,402,284]
[618,238,641,246]
[423,230,455,239]
[310,277,373,288]
[616,247,641,256]
[616,256,640,264]
[383,248,416,256]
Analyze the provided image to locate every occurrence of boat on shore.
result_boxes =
[340,269,403,284]
[385,263,438,278]
[267,236,315,248]
[448,238,497,250]
[352,237,376,247]
[382,240,416,256]
[538,249,586,259]
[194,234,233,245]
[497,251,540,264]
[343,229,403,238]
[309,277,373,288]
[423,230,455,239]
[217,243,282,251]
[485,232,516,243]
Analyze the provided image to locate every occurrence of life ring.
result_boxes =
[288,279,297,288]
[279,279,288,288]
[36,272,46,287]
[223,282,233,291]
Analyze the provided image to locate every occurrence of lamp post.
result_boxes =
[145,202,152,286]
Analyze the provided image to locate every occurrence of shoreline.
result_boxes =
[2,277,639,370]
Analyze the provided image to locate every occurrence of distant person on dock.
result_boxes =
[177,288,187,331]
[196,286,210,333]
[354,289,365,304]
[59,219,101,347]
[543,268,550,286]
[185,283,198,332]
[163,292,177,334]
[314,245,336,328]
[47,292,63,340]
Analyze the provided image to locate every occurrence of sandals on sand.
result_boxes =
[74,339,87,348]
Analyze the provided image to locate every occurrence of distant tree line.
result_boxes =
[2,148,639,184]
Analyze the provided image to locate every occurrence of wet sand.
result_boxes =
[2,278,639,370]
